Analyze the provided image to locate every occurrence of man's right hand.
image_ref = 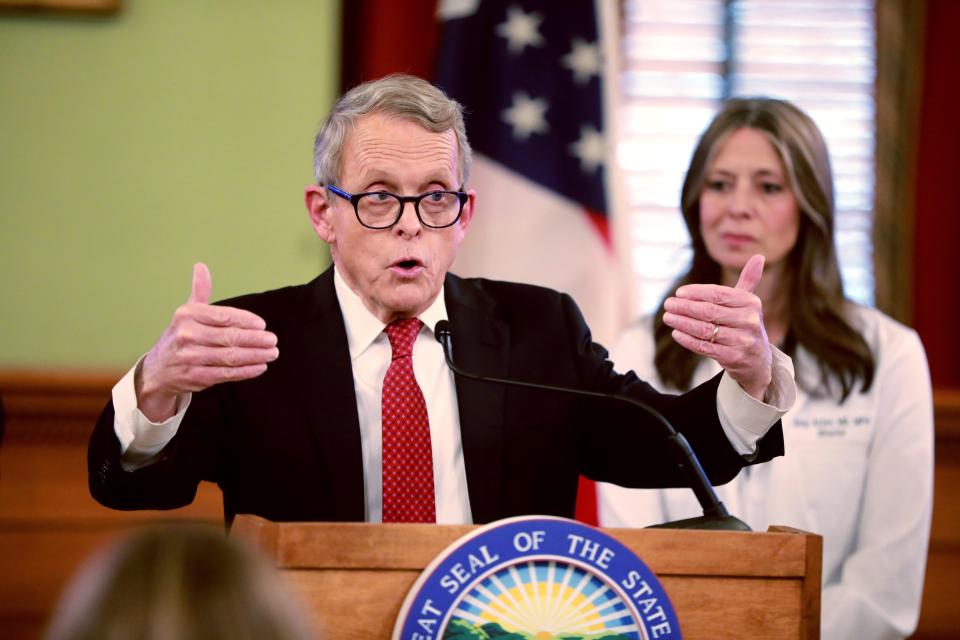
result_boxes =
[136,263,279,422]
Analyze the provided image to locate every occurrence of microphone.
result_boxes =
[434,320,750,531]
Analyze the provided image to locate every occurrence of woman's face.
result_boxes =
[698,127,801,286]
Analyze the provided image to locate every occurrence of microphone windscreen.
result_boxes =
[434,320,453,342]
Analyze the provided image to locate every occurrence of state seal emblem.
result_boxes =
[393,516,681,639]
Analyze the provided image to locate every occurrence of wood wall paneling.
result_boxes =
[0,371,222,640]
[920,389,960,639]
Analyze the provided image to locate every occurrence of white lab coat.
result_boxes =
[598,305,934,640]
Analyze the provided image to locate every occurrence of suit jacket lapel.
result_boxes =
[445,274,509,523]
[285,267,365,521]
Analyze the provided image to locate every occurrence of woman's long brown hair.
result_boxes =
[653,98,874,400]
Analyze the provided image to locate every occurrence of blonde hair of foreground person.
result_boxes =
[44,523,316,640]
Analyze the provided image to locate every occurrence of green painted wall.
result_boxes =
[0,1,338,368]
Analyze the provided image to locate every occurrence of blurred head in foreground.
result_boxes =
[45,523,314,640]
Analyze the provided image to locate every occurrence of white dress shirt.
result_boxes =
[113,267,795,524]
[332,270,471,523]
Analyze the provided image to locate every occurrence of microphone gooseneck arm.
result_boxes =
[433,320,750,531]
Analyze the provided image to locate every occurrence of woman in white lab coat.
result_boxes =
[599,97,934,640]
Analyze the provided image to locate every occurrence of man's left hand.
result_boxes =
[662,254,772,401]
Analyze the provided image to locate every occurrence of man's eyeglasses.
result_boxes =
[326,185,468,230]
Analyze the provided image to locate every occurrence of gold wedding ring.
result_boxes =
[709,323,720,343]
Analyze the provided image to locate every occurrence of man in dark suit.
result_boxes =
[89,75,795,525]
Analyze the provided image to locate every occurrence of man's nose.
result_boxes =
[395,201,422,235]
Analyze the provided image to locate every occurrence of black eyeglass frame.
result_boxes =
[326,185,468,230]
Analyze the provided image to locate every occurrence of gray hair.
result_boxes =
[313,74,473,187]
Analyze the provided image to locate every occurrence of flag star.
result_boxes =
[502,92,550,140]
[496,5,545,54]
[562,38,602,85]
[437,0,480,21]
[569,125,605,173]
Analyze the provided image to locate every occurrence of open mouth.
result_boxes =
[390,258,424,275]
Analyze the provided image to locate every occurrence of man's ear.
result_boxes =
[305,185,335,243]
[458,189,478,233]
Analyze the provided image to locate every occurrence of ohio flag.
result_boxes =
[435,1,629,522]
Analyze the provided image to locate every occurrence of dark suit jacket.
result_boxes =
[89,267,783,524]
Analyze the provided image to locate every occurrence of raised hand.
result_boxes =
[661,254,772,400]
[136,263,279,421]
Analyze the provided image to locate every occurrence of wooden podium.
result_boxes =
[232,515,821,640]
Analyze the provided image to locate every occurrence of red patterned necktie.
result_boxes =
[381,318,436,523]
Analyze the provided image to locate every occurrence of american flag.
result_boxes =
[435,0,629,522]
[435,1,627,346]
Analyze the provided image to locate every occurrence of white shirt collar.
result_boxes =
[333,267,449,360]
